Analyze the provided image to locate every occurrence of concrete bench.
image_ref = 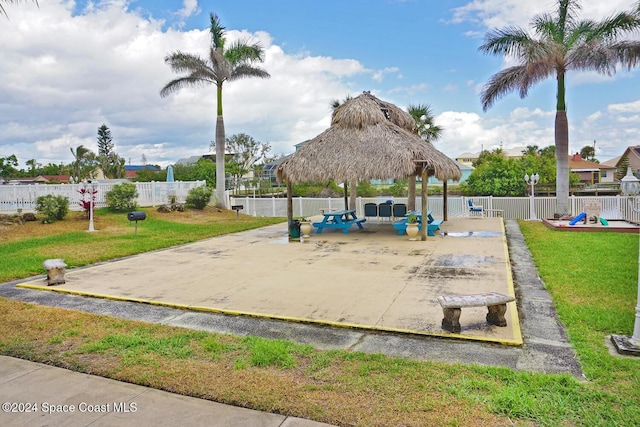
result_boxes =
[42,258,67,286]
[437,292,515,333]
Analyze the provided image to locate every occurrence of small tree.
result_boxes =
[36,195,69,223]
[106,183,138,211]
[77,184,98,218]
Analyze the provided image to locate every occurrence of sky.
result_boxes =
[1,0,639,171]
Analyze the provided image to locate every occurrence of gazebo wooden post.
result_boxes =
[349,179,357,211]
[343,182,348,210]
[286,181,293,230]
[408,177,416,211]
[443,181,448,221]
[420,169,428,241]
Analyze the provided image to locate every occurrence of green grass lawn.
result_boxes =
[1,214,639,426]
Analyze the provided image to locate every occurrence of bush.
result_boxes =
[386,180,408,197]
[106,183,138,211]
[356,180,379,197]
[291,181,342,197]
[35,195,69,223]
[186,186,213,209]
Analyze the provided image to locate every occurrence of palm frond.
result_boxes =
[160,75,215,98]
[229,64,270,81]
[164,51,211,74]
[209,47,232,82]
[480,66,528,111]
[612,40,640,69]
[225,39,266,64]
[209,13,225,49]
[0,0,38,18]
[478,26,532,57]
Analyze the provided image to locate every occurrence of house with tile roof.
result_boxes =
[569,153,616,184]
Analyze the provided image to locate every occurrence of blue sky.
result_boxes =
[1,0,639,170]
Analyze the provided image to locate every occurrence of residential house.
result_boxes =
[615,146,640,176]
[455,146,527,167]
[124,165,160,180]
[568,153,616,184]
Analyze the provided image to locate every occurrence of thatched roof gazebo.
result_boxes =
[276,91,461,240]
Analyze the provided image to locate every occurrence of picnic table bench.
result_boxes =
[312,209,366,234]
[392,211,443,236]
[437,292,515,333]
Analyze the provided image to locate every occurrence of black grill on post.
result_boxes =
[127,211,146,235]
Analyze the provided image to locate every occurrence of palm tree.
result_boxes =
[479,0,640,216]
[70,145,90,181]
[160,13,270,208]
[0,0,37,18]
[407,104,443,211]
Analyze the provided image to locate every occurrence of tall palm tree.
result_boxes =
[479,0,640,216]
[160,13,270,208]
[407,104,443,211]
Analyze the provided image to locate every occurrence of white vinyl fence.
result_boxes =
[230,194,640,222]
[4,183,638,223]
[0,181,206,213]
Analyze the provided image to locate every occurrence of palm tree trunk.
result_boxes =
[215,115,226,208]
[555,110,570,216]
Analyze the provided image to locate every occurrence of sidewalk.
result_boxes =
[0,356,334,427]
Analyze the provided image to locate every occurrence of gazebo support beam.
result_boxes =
[343,182,348,210]
[287,181,293,229]
[408,177,416,211]
[421,169,428,241]
[350,179,357,210]
[443,181,448,221]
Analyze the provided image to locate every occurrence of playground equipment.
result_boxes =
[569,200,609,227]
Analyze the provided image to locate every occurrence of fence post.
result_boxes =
[272,196,276,217]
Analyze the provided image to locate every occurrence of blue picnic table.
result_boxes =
[312,209,366,234]
[392,211,443,236]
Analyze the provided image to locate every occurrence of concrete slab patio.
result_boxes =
[17,217,522,346]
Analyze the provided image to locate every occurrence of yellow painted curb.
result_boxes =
[16,282,522,346]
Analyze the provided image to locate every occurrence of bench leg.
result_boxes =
[441,307,461,333]
[486,303,508,327]
[46,267,66,286]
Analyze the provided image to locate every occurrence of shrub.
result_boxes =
[386,180,408,197]
[35,195,69,223]
[356,180,379,197]
[186,186,213,209]
[292,181,342,197]
[106,183,138,211]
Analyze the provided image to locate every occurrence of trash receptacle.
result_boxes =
[289,219,301,239]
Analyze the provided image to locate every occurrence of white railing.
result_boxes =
[230,194,640,222]
[0,181,206,213]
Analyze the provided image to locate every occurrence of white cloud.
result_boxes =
[451,0,635,30]
[609,100,640,113]
[177,0,200,19]
[0,0,364,166]
[371,67,400,83]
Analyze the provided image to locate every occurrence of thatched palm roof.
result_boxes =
[276,92,461,184]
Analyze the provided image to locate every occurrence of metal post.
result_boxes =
[524,173,539,220]
[611,168,640,355]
